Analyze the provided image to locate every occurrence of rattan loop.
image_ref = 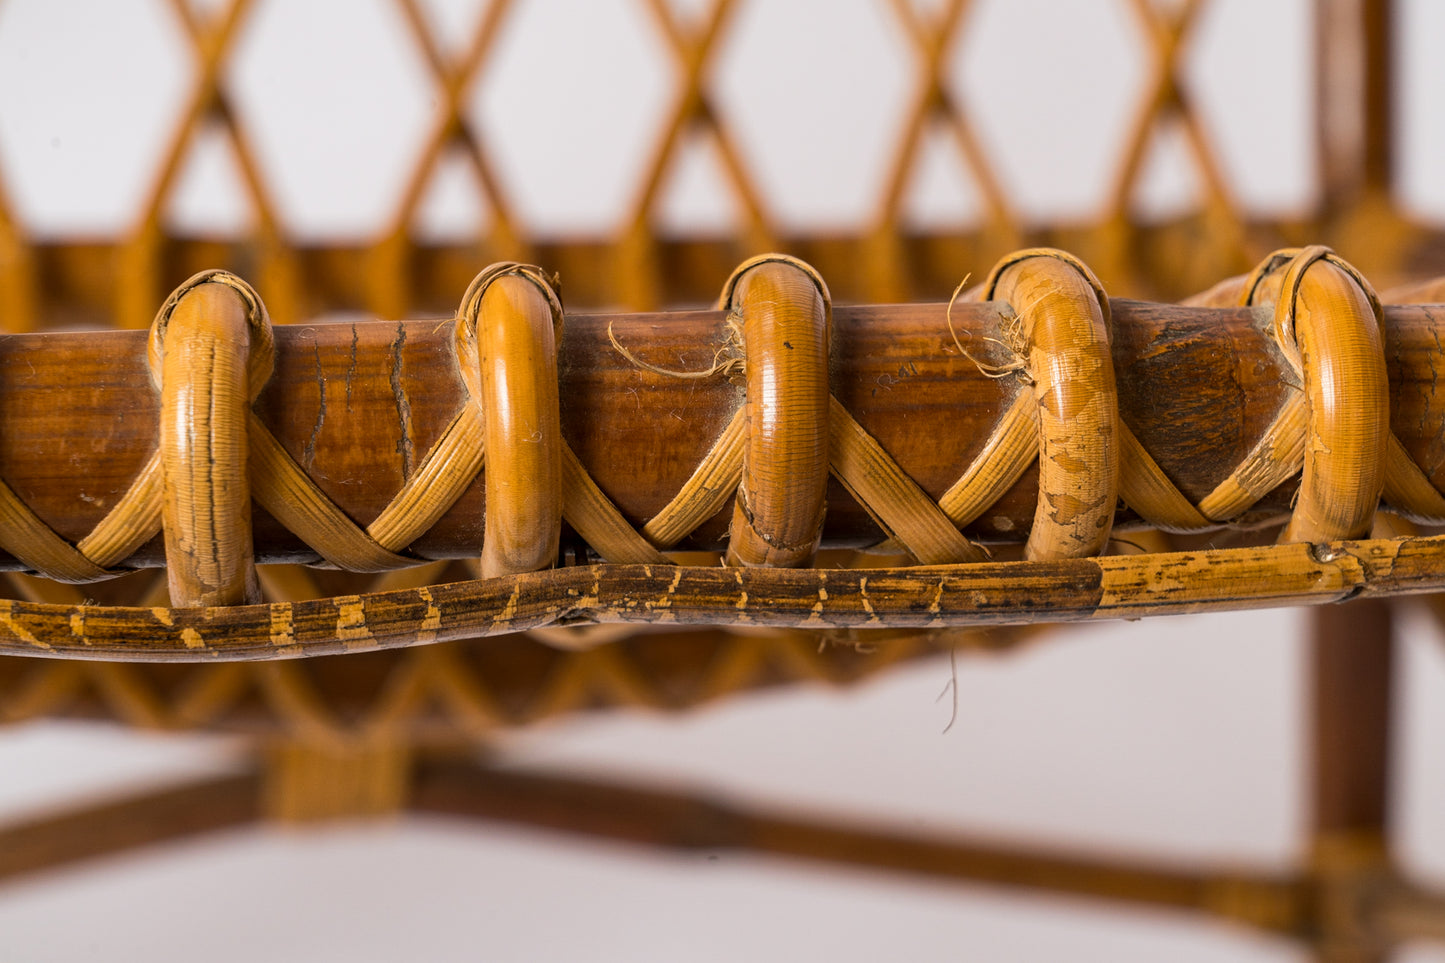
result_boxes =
[147,270,276,398]
[1248,249,1389,543]
[456,264,564,577]
[719,254,832,567]
[148,272,269,606]
[982,249,1120,560]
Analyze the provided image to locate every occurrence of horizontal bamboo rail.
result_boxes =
[20,754,1445,950]
[0,531,1439,661]
[3,293,1444,563]
[0,297,1309,567]
[409,758,1310,937]
[0,774,260,883]
[0,246,1442,660]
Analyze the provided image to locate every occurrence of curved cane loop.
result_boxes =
[981,248,1113,323]
[720,255,832,567]
[453,262,561,402]
[353,268,550,557]
[616,260,760,551]
[148,273,268,605]
[457,264,667,569]
[1258,248,1390,543]
[612,258,815,556]
[1269,247,1384,377]
[983,251,1211,535]
[0,276,284,581]
[458,265,565,577]
[980,249,1120,560]
[154,274,417,575]
[176,287,415,573]
[715,253,832,316]
[155,275,419,581]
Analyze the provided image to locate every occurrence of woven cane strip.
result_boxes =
[558,448,669,565]
[828,395,984,564]
[75,456,165,570]
[945,247,1406,546]
[153,270,458,577]
[247,427,412,571]
[937,392,1038,529]
[640,407,746,550]
[1369,282,1445,526]
[0,482,109,583]
[1384,436,1445,523]
[1148,249,1396,538]
[0,0,1394,335]
[1196,397,1309,523]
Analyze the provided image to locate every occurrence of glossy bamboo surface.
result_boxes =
[5,298,1438,571]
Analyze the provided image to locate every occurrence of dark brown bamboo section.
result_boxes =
[0,756,1311,938]
[1307,599,1395,960]
[409,758,1309,936]
[2,297,1441,572]
[0,773,260,884]
[12,752,1445,950]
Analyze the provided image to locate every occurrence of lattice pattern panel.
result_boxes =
[0,0,1422,332]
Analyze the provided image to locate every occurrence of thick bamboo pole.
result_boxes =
[1,299,1442,571]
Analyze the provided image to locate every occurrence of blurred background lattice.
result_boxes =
[0,0,1434,332]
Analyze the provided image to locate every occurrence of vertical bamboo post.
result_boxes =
[1308,598,1394,961]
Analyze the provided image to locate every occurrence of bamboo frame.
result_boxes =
[8,751,1445,957]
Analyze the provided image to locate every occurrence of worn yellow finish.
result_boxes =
[983,250,1119,561]
[153,281,260,606]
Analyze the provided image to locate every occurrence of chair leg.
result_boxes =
[1308,598,1395,961]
